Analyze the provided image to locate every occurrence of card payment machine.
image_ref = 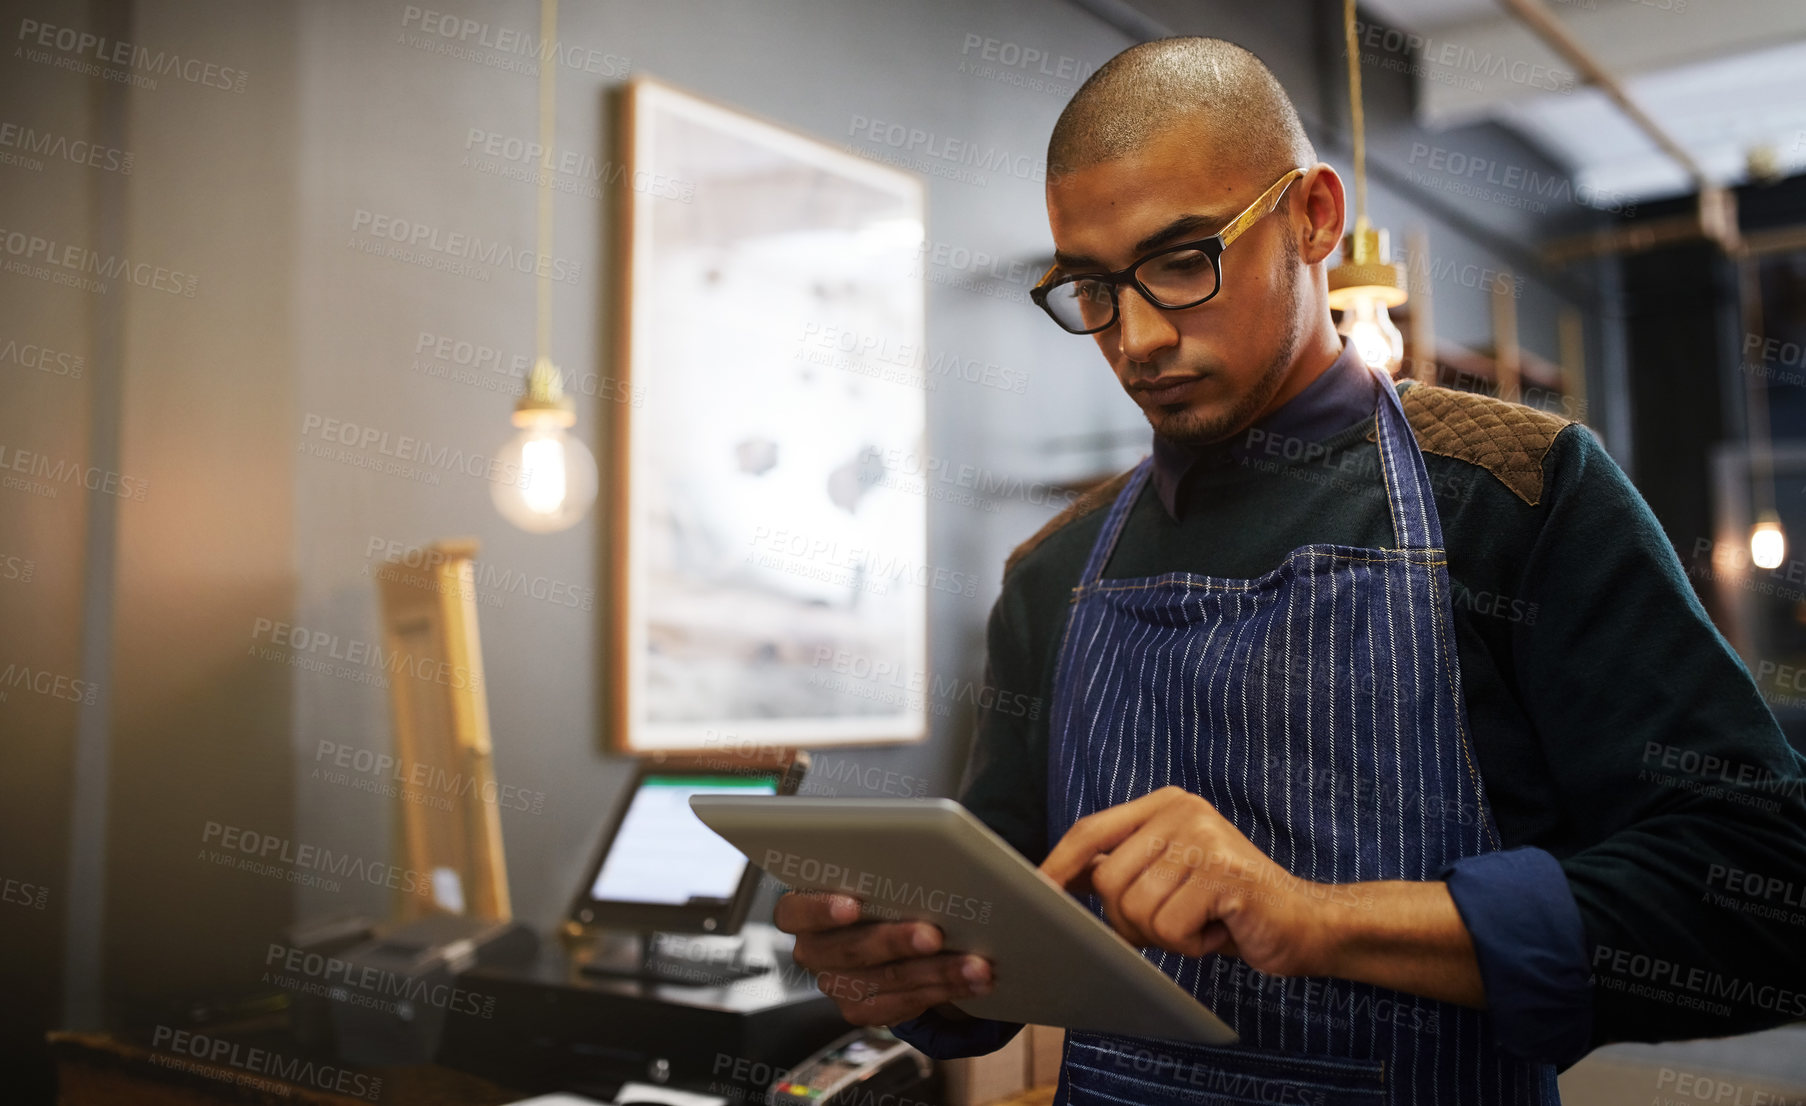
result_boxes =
[769,1027,932,1105]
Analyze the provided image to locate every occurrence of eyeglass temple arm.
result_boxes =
[1031,166,1304,291]
[1218,168,1306,249]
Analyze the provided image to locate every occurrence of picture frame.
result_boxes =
[609,77,929,753]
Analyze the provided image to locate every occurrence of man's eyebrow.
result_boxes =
[1052,212,1230,272]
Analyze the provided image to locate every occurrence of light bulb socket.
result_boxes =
[1327,223,1407,310]
[513,355,577,428]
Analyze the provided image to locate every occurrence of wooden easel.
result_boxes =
[374,539,511,920]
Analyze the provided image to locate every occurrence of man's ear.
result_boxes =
[1297,164,1347,266]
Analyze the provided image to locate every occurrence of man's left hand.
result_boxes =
[1039,785,1354,979]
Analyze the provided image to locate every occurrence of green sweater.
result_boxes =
[956,378,1806,1053]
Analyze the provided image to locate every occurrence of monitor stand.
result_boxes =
[576,925,778,988]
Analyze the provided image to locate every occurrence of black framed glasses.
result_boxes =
[1030,167,1306,335]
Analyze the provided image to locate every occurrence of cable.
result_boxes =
[1343,0,1366,227]
[536,0,557,364]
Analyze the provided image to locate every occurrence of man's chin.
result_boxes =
[1144,402,1237,446]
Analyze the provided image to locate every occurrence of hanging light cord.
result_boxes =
[535,0,557,364]
[1343,0,1367,228]
[1739,258,1777,518]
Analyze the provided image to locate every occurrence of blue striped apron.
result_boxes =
[1045,370,1559,1105]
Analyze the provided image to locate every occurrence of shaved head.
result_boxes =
[1048,37,1315,184]
[1041,37,1346,449]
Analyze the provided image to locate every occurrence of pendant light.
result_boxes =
[492,0,597,533]
[1327,0,1407,376]
[493,357,598,533]
[1752,512,1785,571]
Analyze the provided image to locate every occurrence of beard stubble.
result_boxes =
[1145,233,1306,447]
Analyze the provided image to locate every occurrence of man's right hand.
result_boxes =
[774,890,994,1026]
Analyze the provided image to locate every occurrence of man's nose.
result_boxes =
[1115,284,1179,363]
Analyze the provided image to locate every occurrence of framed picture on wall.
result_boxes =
[609,76,928,754]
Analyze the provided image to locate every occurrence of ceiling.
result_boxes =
[1359,0,1806,206]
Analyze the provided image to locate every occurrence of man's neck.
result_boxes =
[1249,329,1345,430]
[1196,324,1343,448]
[1149,331,1377,520]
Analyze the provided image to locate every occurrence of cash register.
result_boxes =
[437,757,869,1103]
[564,760,802,986]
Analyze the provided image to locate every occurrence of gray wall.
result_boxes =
[281,0,1142,937]
[0,0,1607,1065]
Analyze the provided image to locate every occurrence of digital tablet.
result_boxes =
[688,795,1237,1045]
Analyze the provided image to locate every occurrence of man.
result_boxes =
[775,37,1806,1104]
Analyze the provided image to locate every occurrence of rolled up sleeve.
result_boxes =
[1441,846,1593,1068]
[887,1007,1024,1060]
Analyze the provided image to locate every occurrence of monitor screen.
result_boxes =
[588,773,779,906]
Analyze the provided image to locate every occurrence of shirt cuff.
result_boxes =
[1440,846,1594,1068]
[887,1007,1024,1060]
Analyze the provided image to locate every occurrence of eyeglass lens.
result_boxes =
[1041,246,1220,332]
